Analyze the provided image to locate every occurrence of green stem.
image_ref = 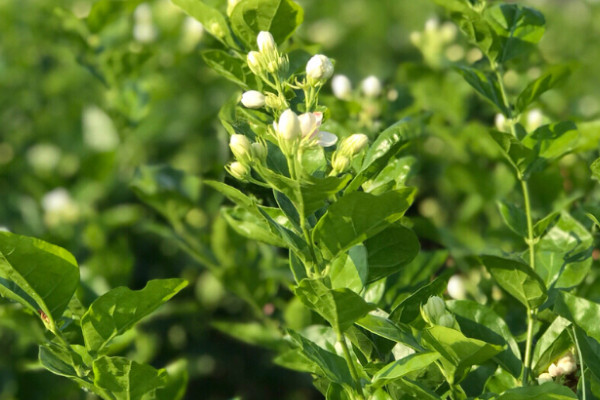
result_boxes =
[572,326,587,400]
[522,308,536,385]
[337,330,364,400]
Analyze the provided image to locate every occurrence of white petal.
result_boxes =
[317,131,338,147]
[313,112,323,127]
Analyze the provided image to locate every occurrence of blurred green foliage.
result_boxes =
[1,0,600,399]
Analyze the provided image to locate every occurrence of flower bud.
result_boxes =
[556,353,577,375]
[306,54,334,83]
[247,51,263,75]
[265,93,285,110]
[299,112,318,138]
[548,363,563,377]
[340,133,368,156]
[447,275,467,300]
[241,90,266,109]
[251,142,267,162]
[257,31,276,53]
[331,154,351,174]
[537,372,553,384]
[437,313,456,328]
[422,296,446,324]
[332,74,352,100]
[495,113,508,132]
[361,75,382,98]
[227,161,250,181]
[527,109,544,131]
[229,134,252,164]
[277,109,301,141]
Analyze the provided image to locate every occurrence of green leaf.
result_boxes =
[364,225,420,283]
[330,245,368,293]
[485,4,546,63]
[531,316,572,376]
[488,129,541,178]
[456,66,509,115]
[447,300,522,378]
[495,382,577,399]
[0,232,79,329]
[516,65,571,112]
[93,356,167,400]
[371,352,441,387]
[389,273,449,325]
[81,278,187,353]
[222,207,287,247]
[591,158,600,181]
[156,359,188,400]
[421,326,504,384]
[573,326,600,381]
[522,121,579,161]
[313,188,416,259]
[86,0,145,33]
[355,313,421,350]
[201,50,256,89]
[554,291,600,343]
[480,255,547,309]
[293,278,375,333]
[172,0,238,48]
[362,157,417,195]
[531,211,593,289]
[346,115,425,193]
[497,200,528,237]
[229,0,303,49]
[212,321,288,351]
[288,330,352,385]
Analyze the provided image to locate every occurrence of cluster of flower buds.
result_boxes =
[537,352,578,384]
[246,31,288,76]
[421,296,457,328]
[272,110,338,156]
[331,74,383,100]
[227,134,268,182]
[330,133,368,174]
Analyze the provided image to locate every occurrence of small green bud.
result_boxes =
[339,133,368,156]
[264,93,286,110]
[251,142,267,163]
[247,51,263,75]
[331,154,351,174]
[227,161,250,181]
[229,134,252,164]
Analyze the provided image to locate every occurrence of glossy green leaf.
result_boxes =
[554,291,600,343]
[488,130,541,178]
[293,278,375,332]
[222,207,287,247]
[229,0,303,49]
[573,326,600,381]
[422,326,504,383]
[372,352,441,387]
[532,211,593,289]
[447,300,522,378]
[156,359,188,400]
[81,278,187,353]
[346,114,425,193]
[485,4,545,63]
[361,156,417,195]
[495,382,577,399]
[93,356,167,400]
[456,66,508,115]
[330,245,368,293]
[364,225,420,283]
[211,321,288,352]
[389,273,449,325]
[355,313,421,351]
[172,0,237,48]
[288,330,352,385]
[480,255,547,309]
[313,188,416,259]
[522,121,579,161]
[0,232,79,329]
[497,201,528,237]
[531,316,572,376]
[591,158,600,181]
[201,50,255,89]
[516,65,571,113]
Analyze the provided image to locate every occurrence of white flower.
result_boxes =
[332,75,352,100]
[241,91,265,109]
[297,112,337,147]
[42,188,72,213]
[556,353,577,375]
[495,113,508,132]
[548,363,563,377]
[277,109,301,141]
[527,109,544,131]
[257,31,276,53]
[537,372,553,384]
[229,134,252,164]
[306,54,334,83]
[361,76,382,98]
[447,275,467,300]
